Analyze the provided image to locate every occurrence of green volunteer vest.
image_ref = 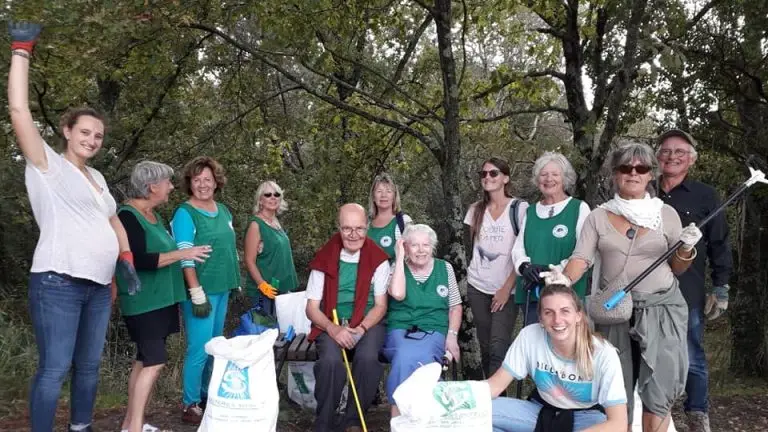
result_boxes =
[177,202,239,295]
[387,259,450,334]
[335,261,375,321]
[515,198,587,304]
[116,205,186,316]
[367,217,397,260]
[245,216,299,296]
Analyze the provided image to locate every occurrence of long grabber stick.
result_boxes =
[332,309,368,432]
[605,167,768,311]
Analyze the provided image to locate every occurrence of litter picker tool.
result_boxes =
[332,309,368,432]
[516,280,538,398]
[605,167,768,311]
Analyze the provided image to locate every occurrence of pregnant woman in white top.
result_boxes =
[8,22,134,432]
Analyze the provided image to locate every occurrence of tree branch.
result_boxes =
[462,105,567,123]
[386,14,433,95]
[471,69,566,101]
[185,22,440,152]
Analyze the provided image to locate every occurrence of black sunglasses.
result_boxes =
[263,192,282,198]
[616,164,651,175]
[478,169,501,178]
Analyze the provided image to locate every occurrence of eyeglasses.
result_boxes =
[658,148,691,158]
[404,325,435,340]
[263,192,281,198]
[478,169,501,178]
[616,164,651,175]
[340,226,367,236]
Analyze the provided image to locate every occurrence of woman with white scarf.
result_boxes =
[542,143,701,432]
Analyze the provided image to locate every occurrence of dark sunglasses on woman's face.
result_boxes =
[616,164,651,175]
[263,192,281,198]
[478,169,501,178]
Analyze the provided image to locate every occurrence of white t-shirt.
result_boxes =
[464,198,529,294]
[305,248,391,300]
[25,141,119,285]
[502,324,627,410]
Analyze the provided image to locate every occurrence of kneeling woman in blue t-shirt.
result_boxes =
[487,285,627,432]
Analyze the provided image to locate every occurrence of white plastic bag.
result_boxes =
[275,292,311,334]
[198,329,279,432]
[391,362,492,432]
[287,361,317,409]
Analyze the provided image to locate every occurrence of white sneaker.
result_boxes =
[120,423,159,432]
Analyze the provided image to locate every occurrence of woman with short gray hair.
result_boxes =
[541,142,702,430]
[511,151,591,323]
[381,224,462,417]
[116,161,211,432]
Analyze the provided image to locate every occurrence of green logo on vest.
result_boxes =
[436,284,448,297]
[432,382,477,414]
[380,235,393,247]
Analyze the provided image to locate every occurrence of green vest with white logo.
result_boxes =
[117,205,187,316]
[245,216,299,296]
[177,202,239,295]
[335,261,375,320]
[515,198,586,303]
[387,259,450,334]
[367,217,397,260]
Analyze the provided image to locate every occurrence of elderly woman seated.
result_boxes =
[381,224,462,417]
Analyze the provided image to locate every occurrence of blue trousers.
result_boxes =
[28,272,112,432]
[684,307,708,412]
[180,291,230,406]
[492,397,607,432]
[381,328,446,402]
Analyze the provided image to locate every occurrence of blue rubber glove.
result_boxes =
[8,21,42,52]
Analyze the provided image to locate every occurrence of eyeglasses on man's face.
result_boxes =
[340,226,367,236]
[658,148,691,158]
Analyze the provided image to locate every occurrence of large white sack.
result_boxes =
[391,362,492,432]
[275,292,311,334]
[287,361,317,409]
[198,329,279,432]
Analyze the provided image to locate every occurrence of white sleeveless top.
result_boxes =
[25,141,119,285]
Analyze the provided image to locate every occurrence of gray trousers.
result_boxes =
[313,323,385,432]
[467,284,518,378]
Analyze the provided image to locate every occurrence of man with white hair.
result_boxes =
[655,129,732,432]
[305,203,390,432]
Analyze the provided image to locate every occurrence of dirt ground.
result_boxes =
[2,392,767,432]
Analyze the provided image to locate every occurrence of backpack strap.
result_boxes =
[395,211,406,234]
[509,199,522,236]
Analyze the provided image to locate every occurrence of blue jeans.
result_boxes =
[180,291,230,406]
[684,307,708,412]
[28,272,112,432]
[381,329,446,402]
[250,291,275,317]
[492,397,607,432]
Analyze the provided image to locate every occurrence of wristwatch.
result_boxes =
[448,329,459,336]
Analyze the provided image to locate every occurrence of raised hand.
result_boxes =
[8,21,42,53]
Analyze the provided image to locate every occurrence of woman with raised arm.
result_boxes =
[489,284,628,432]
[367,173,412,261]
[171,156,240,425]
[464,157,528,379]
[511,152,591,324]
[116,162,211,432]
[8,22,136,432]
[244,180,299,315]
[541,143,701,431]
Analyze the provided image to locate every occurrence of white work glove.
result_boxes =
[538,264,572,287]
[679,223,703,251]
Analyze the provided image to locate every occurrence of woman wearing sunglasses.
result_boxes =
[511,152,591,325]
[244,180,299,315]
[367,173,412,261]
[382,224,462,417]
[464,157,529,379]
[541,143,701,431]
[171,156,240,425]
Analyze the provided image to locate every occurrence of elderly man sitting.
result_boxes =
[305,203,390,432]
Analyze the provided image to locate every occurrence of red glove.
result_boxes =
[119,250,134,265]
